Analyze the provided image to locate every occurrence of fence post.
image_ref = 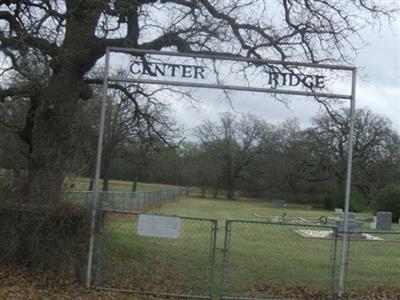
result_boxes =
[330,226,339,299]
[133,191,137,209]
[221,220,232,298]
[208,220,218,298]
[94,210,106,287]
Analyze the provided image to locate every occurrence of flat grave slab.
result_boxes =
[295,229,382,241]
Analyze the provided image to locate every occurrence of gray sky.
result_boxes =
[102,13,400,138]
[166,18,400,136]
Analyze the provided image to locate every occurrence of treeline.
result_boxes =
[126,111,399,207]
[80,101,400,208]
[179,111,400,208]
[1,89,399,209]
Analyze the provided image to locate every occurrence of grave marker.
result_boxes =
[376,211,392,231]
[272,199,285,208]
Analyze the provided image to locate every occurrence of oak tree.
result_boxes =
[0,0,397,203]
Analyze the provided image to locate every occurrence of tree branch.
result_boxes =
[0,32,58,57]
[0,85,32,103]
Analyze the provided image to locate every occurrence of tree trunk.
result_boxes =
[27,67,84,204]
[201,187,206,198]
[132,174,139,192]
[102,160,110,191]
[226,176,235,200]
[88,177,94,191]
[227,188,235,200]
[132,163,144,192]
[102,173,109,192]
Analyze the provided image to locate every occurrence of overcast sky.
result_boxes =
[165,17,400,137]
[102,13,400,139]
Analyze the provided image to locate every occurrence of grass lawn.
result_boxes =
[66,176,172,192]
[157,197,348,221]
[96,196,400,299]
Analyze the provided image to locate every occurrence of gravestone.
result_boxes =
[335,208,343,214]
[370,216,377,230]
[272,199,285,208]
[335,219,363,239]
[376,211,392,231]
[347,212,356,220]
[336,211,356,220]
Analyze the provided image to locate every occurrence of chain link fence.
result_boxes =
[336,230,400,298]
[221,220,400,300]
[0,187,184,283]
[64,187,184,211]
[94,210,218,299]
[221,220,337,299]
[0,203,92,278]
[3,185,400,300]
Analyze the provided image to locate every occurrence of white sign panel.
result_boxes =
[137,214,181,239]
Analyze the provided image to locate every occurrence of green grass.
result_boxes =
[98,213,213,296]
[158,197,337,220]
[65,176,171,192]
[96,197,400,299]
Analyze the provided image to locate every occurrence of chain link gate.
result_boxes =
[341,230,400,296]
[221,220,338,300]
[92,212,400,299]
[94,210,218,299]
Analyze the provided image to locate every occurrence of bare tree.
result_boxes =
[126,100,180,192]
[309,108,400,203]
[0,0,397,203]
[79,81,180,191]
[196,112,267,199]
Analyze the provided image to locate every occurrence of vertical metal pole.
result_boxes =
[338,68,357,296]
[330,226,338,299]
[221,220,232,298]
[94,210,106,287]
[86,48,111,289]
[208,220,218,298]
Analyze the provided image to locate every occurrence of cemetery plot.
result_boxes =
[94,197,400,299]
[344,231,400,290]
[159,197,400,298]
[221,220,337,299]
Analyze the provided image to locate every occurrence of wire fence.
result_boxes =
[337,230,400,299]
[64,187,184,211]
[220,220,400,300]
[221,220,337,300]
[0,204,92,278]
[0,186,184,281]
[94,210,218,299]
[2,186,400,299]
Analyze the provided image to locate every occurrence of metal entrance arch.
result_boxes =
[86,47,357,296]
